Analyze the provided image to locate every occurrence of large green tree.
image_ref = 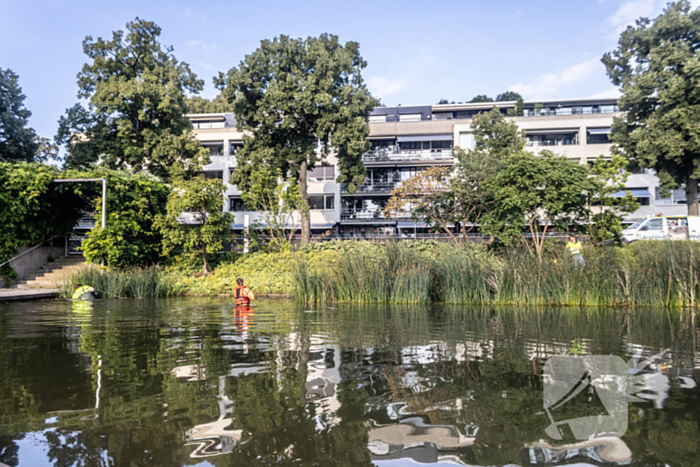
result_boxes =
[482,151,595,262]
[185,94,233,114]
[603,0,700,215]
[155,176,234,273]
[0,68,38,162]
[55,18,209,180]
[218,34,378,244]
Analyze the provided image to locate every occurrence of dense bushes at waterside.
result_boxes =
[61,240,700,308]
[292,240,700,308]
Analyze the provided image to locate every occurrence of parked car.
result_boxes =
[622,215,700,243]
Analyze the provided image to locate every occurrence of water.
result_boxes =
[0,298,698,466]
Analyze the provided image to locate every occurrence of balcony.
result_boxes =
[525,139,578,147]
[341,182,397,194]
[363,148,454,164]
[192,121,226,129]
[340,209,413,221]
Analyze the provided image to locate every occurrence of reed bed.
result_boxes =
[59,266,185,299]
[293,240,700,308]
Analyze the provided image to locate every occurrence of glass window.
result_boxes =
[369,115,387,123]
[201,142,224,156]
[399,113,422,122]
[308,166,335,182]
[309,195,334,210]
[229,142,243,155]
[556,107,572,115]
[229,197,250,212]
[645,218,663,230]
[587,128,611,144]
[600,105,616,113]
[198,171,223,180]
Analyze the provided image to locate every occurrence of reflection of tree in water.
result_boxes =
[0,300,699,466]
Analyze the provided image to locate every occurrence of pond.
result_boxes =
[0,298,698,466]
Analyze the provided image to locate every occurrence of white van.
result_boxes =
[622,215,700,243]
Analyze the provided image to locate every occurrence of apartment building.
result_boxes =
[190,97,688,237]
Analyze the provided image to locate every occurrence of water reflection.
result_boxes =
[0,299,698,466]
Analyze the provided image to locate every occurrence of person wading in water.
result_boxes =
[234,278,255,306]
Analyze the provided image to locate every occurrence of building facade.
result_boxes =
[190,97,689,238]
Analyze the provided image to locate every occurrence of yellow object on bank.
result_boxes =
[566,240,582,256]
[72,285,94,299]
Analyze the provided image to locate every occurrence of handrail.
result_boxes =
[0,236,56,269]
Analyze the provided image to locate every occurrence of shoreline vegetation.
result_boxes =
[60,239,700,308]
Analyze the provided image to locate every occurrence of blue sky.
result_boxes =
[1,0,694,141]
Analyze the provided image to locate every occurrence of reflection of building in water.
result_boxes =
[185,377,245,458]
[306,341,342,431]
[171,363,206,382]
[524,437,632,465]
[367,417,475,465]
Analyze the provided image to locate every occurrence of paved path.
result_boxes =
[0,288,59,302]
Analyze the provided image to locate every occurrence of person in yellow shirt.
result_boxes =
[566,235,585,269]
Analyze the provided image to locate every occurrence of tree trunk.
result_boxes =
[300,160,310,245]
[202,245,208,274]
[687,176,699,216]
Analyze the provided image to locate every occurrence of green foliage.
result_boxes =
[495,91,523,102]
[219,34,378,242]
[589,154,640,243]
[482,151,595,261]
[469,94,493,103]
[294,240,700,308]
[79,169,170,267]
[58,266,184,298]
[0,163,86,263]
[241,169,301,252]
[0,68,38,162]
[155,176,234,273]
[603,0,700,214]
[185,93,233,113]
[55,18,209,180]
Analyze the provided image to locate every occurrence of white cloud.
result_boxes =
[509,58,604,100]
[186,40,221,52]
[606,0,654,34]
[589,87,621,98]
[366,76,409,99]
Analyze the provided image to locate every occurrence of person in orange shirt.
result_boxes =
[234,278,255,306]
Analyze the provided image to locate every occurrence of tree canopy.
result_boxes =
[0,68,38,162]
[185,94,234,114]
[155,176,234,273]
[603,0,700,214]
[218,34,378,244]
[482,151,595,262]
[55,18,209,180]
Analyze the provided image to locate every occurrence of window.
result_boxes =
[555,107,572,115]
[526,132,578,146]
[201,142,224,156]
[309,195,335,210]
[643,218,663,231]
[198,171,223,180]
[399,113,422,122]
[399,141,423,151]
[308,166,335,182]
[229,141,243,155]
[459,132,475,149]
[600,105,618,113]
[655,187,687,205]
[229,197,250,212]
[371,139,394,149]
[431,140,453,150]
[587,128,611,144]
[369,115,387,123]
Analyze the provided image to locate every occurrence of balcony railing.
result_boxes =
[192,121,226,129]
[340,209,413,221]
[526,140,578,147]
[341,182,397,194]
[363,148,454,163]
[522,106,620,117]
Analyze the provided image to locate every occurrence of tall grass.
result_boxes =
[293,240,700,308]
[59,267,185,299]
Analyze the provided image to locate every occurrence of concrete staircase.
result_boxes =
[13,255,89,290]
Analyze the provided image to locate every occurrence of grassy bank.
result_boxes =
[60,240,700,308]
[293,240,700,308]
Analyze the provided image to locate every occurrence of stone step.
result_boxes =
[32,266,88,278]
[20,280,61,289]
